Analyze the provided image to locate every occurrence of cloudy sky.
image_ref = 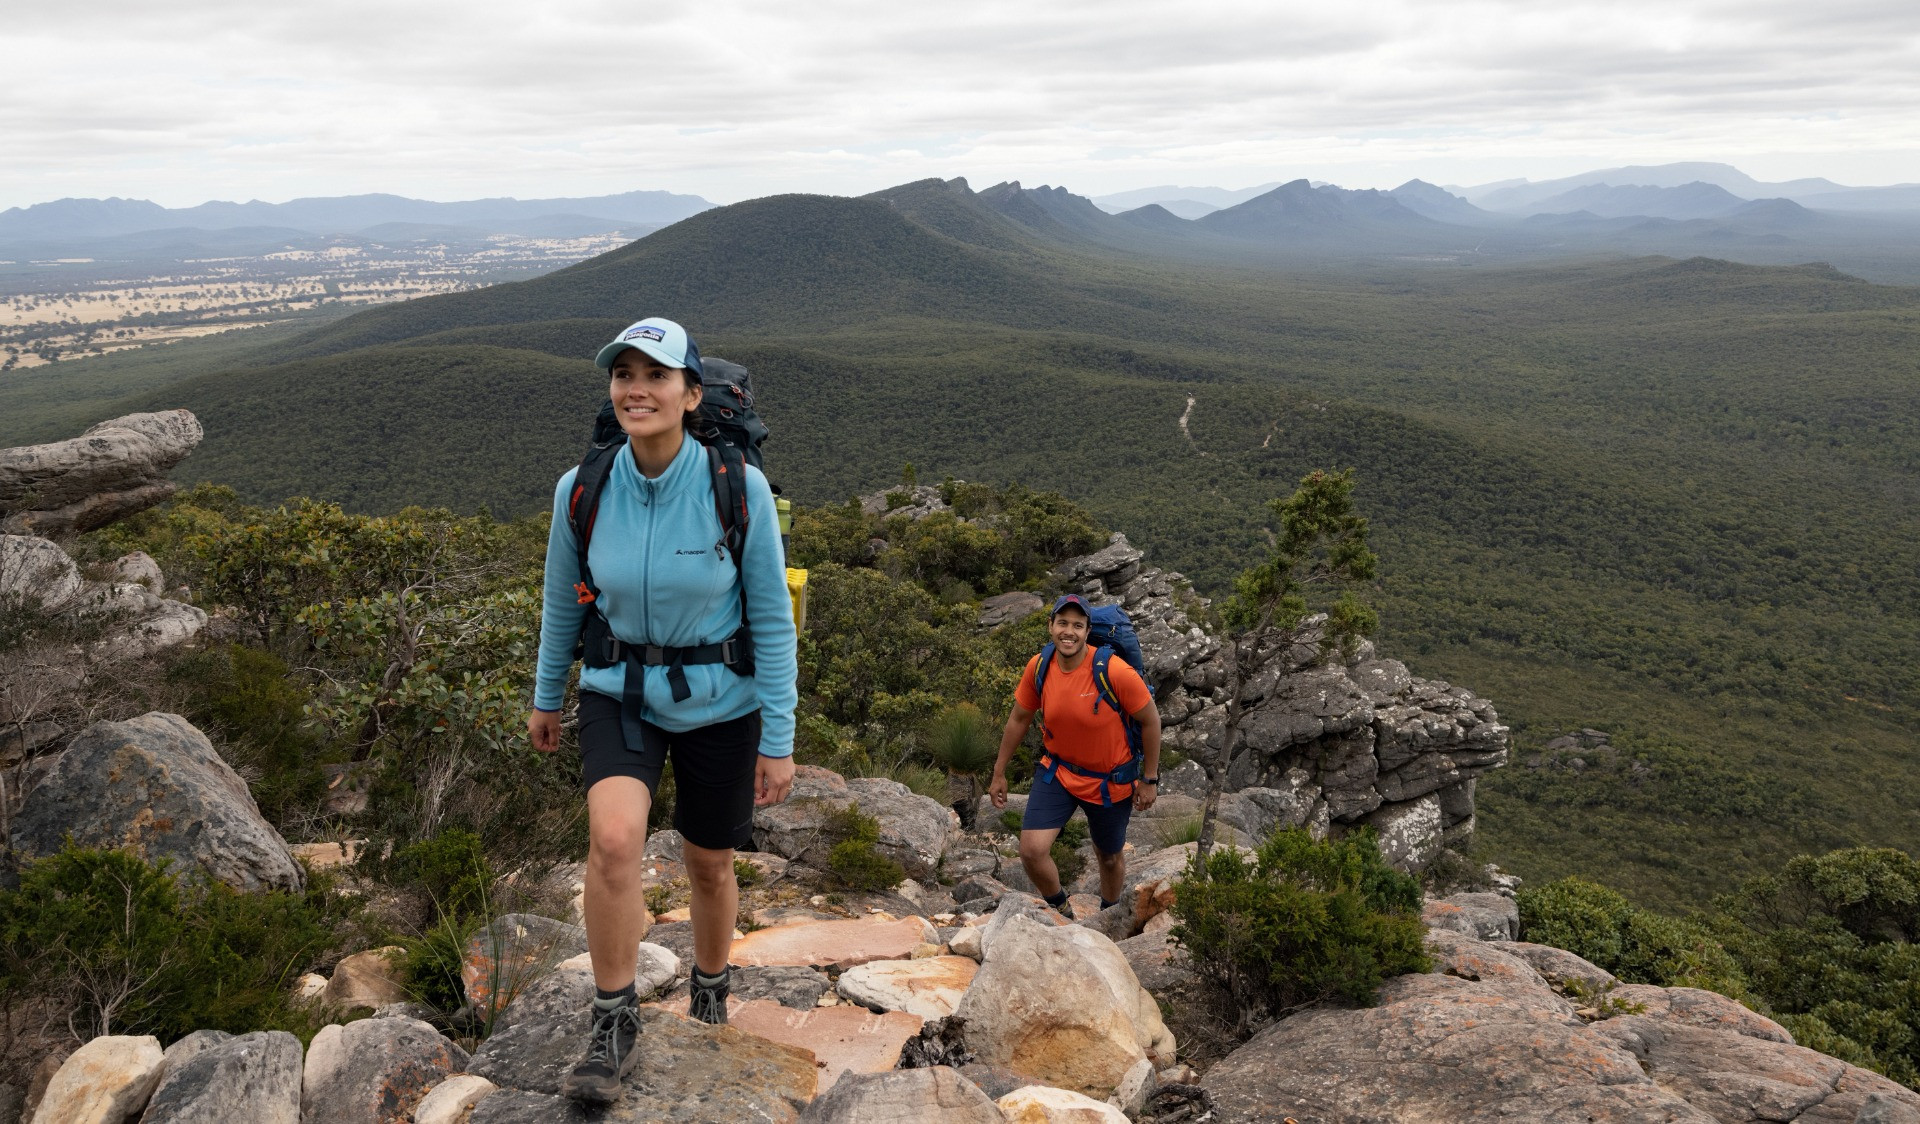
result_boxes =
[5,0,1918,209]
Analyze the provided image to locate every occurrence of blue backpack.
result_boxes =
[1031,604,1155,805]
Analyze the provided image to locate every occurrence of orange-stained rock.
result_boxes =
[733,999,925,1093]
[31,1035,163,1124]
[731,915,937,970]
[837,956,979,1019]
[997,1084,1130,1122]
[461,914,587,1014]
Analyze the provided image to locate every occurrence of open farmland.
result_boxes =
[0,230,642,371]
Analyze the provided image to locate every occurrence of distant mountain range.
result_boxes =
[0,189,716,245]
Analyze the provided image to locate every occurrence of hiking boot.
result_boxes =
[689,966,731,1025]
[560,996,642,1104]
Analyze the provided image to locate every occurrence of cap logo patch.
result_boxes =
[623,325,666,342]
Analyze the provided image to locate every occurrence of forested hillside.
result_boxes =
[4,178,1917,907]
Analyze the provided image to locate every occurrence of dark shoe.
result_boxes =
[689,966,731,1025]
[560,998,642,1104]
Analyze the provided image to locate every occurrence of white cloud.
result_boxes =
[2,0,1917,208]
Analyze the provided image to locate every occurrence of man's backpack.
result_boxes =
[1030,603,1155,804]
[566,357,771,699]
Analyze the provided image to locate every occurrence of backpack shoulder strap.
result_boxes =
[568,440,624,606]
[706,443,750,580]
[1091,647,1144,759]
[1032,643,1056,706]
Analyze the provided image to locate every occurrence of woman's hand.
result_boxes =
[755,754,795,806]
[988,771,1009,809]
[527,710,561,754]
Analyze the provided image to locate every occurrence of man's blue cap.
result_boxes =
[595,316,704,375]
[1051,594,1093,618]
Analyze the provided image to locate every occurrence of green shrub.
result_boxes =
[825,807,906,892]
[0,844,351,1042]
[1517,876,1746,995]
[734,858,762,888]
[1171,827,1429,1030]
[368,828,492,924]
[168,643,330,826]
[397,915,478,1015]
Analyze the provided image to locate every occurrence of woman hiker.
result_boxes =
[526,316,798,1105]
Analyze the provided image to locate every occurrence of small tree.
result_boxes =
[1198,470,1379,866]
[926,703,998,828]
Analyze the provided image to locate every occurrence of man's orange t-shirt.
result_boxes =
[1015,650,1152,802]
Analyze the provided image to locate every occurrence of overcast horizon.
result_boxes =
[5,0,1920,212]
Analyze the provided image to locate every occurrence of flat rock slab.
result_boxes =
[648,997,923,1093]
[837,956,978,1020]
[730,915,937,970]
[466,1007,816,1123]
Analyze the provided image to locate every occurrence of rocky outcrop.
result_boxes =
[837,955,978,1019]
[1010,528,1508,872]
[731,914,939,971]
[462,914,589,1014]
[10,712,304,892]
[0,535,205,659]
[752,767,959,879]
[0,410,203,537]
[1198,928,1920,1123]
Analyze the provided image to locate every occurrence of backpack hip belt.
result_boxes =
[1037,751,1142,807]
[580,613,756,703]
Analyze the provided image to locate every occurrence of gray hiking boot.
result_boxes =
[689,966,731,1025]
[560,997,642,1104]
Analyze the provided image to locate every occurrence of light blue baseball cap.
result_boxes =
[595,317,704,374]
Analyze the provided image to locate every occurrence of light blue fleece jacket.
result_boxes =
[533,434,798,757]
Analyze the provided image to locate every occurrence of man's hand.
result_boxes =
[988,771,1009,809]
[1132,781,1158,812]
[756,754,796,806]
[528,710,561,754]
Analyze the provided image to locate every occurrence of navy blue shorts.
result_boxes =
[1021,769,1132,856]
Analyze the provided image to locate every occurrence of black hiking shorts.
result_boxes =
[577,690,761,851]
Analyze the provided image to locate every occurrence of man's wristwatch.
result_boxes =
[1142,777,1159,785]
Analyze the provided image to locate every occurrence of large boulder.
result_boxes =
[30,1035,163,1124]
[137,1031,301,1124]
[9,712,304,893]
[1200,929,1920,1123]
[996,1084,1130,1122]
[487,946,678,1036]
[800,1065,1006,1123]
[0,410,203,537]
[1421,891,1519,941]
[954,912,1175,1099]
[0,534,81,608]
[752,766,958,879]
[300,1016,468,1124]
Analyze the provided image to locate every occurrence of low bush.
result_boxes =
[825,807,906,892]
[0,844,354,1045]
[168,643,331,829]
[1171,827,1429,1032]
[1517,876,1746,995]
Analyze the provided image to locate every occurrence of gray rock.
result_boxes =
[301,1016,467,1124]
[1422,892,1519,941]
[952,874,1010,904]
[1860,1092,1920,1124]
[0,410,204,536]
[10,712,304,893]
[800,1065,1006,1122]
[0,720,62,769]
[956,1063,1027,1100]
[733,965,834,1009]
[0,535,81,608]
[492,945,679,1035]
[752,766,957,879]
[978,591,1044,628]
[1159,759,1209,799]
[1116,927,1201,998]
[643,829,684,861]
[463,913,589,1013]
[466,1007,814,1118]
[940,848,999,880]
[139,1031,301,1124]
[1360,794,1445,873]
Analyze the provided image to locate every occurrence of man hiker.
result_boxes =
[988,594,1161,917]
